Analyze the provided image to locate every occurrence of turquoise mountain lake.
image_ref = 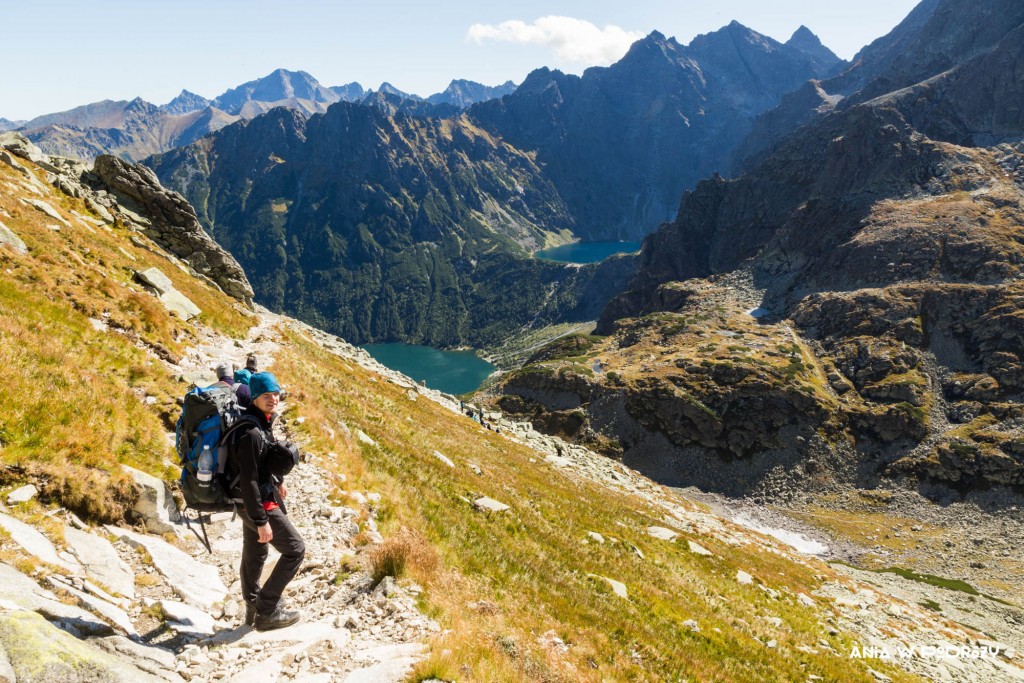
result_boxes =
[535,241,641,264]
[362,343,496,395]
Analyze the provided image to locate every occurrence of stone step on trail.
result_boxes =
[158,599,216,638]
[343,643,427,683]
[45,575,137,637]
[0,512,80,572]
[104,525,227,609]
[64,525,136,599]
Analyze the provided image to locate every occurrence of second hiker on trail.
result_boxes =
[232,371,304,631]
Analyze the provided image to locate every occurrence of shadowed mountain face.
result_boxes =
[147,105,635,348]
[736,0,1024,169]
[494,0,1024,496]
[137,23,844,349]
[470,24,842,241]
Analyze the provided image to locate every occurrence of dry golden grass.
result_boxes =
[0,158,250,521]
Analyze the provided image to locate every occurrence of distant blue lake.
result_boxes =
[362,343,495,396]
[535,241,641,264]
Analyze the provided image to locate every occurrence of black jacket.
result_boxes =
[234,405,281,526]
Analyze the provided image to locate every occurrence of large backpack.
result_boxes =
[175,383,250,511]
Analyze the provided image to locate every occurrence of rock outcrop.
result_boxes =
[0,132,254,306]
[88,155,253,304]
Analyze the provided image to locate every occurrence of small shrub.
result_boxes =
[368,526,438,584]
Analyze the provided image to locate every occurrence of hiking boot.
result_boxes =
[244,601,256,626]
[253,607,300,632]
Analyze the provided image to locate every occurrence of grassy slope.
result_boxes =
[0,159,251,519]
[276,331,919,682]
[0,158,920,681]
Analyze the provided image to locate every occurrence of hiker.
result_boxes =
[235,354,258,386]
[215,363,235,387]
[233,371,304,631]
[234,355,258,407]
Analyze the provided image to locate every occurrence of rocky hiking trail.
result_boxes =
[0,308,438,682]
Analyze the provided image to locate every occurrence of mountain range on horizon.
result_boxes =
[9,69,518,163]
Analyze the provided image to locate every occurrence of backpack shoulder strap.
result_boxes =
[221,414,263,448]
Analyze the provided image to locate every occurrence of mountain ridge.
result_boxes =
[14,70,519,162]
[470,23,844,240]
[146,103,635,348]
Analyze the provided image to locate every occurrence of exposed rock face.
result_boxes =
[472,24,843,240]
[495,288,857,494]
[88,155,253,304]
[0,131,253,308]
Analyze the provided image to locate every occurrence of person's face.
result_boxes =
[253,391,280,414]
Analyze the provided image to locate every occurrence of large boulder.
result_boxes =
[104,526,227,609]
[89,155,253,305]
[121,465,180,534]
[0,222,26,255]
[134,268,201,321]
[0,513,80,572]
[63,527,135,600]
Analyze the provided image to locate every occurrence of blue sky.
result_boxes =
[2,0,921,121]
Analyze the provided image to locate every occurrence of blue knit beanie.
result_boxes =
[249,372,281,399]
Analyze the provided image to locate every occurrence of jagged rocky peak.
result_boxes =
[511,67,577,98]
[426,79,518,108]
[374,81,419,100]
[690,20,775,51]
[213,68,340,115]
[786,25,843,70]
[161,89,213,115]
[87,154,254,304]
[330,81,366,101]
[615,30,687,68]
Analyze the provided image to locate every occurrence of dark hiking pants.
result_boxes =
[240,507,305,616]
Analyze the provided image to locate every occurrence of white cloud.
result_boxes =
[467,16,644,66]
